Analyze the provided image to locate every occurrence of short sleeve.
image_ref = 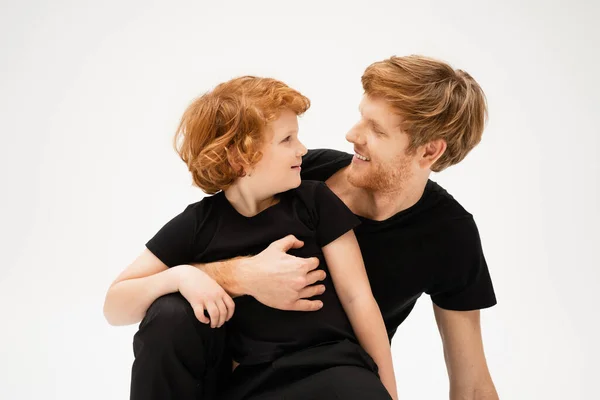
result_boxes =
[427,217,497,311]
[312,182,361,247]
[145,203,199,268]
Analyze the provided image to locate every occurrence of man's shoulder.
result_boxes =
[304,148,351,162]
[422,180,474,222]
[414,181,486,252]
[301,148,353,182]
[376,180,477,239]
[288,180,331,203]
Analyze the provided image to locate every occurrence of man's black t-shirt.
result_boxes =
[301,149,497,338]
[146,180,361,365]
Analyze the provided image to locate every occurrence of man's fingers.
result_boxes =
[298,284,326,299]
[193,304,210,324]
[291,299,323,312]
[303,257,320,273]
[274,235,304,251]
[205,302,220,328]
[305,269,326,286]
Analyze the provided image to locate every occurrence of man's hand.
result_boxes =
[236,235,326,311]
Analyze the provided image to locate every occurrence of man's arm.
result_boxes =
[196,256,246,297]
[433,305,499,400]
[192,235,326,312]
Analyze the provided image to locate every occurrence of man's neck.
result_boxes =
[326,166,429,222]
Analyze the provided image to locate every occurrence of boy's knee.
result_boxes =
[135,293,221,347]
[145,293,192,326]
[133,293,228,372]
[135,293,198,345]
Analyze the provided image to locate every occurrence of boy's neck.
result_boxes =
[223,182,279,218]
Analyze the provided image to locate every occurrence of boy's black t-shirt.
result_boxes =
[146,180,361,365]
[300,149,497,338]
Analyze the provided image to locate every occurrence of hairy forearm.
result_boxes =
[193,237,325,312]
[195,256,248,297]
[103,265,185,326]
[343,295,397,399]
[450,382,499,400]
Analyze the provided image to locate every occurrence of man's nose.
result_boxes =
[346,125,365,145]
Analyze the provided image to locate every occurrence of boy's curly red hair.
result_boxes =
[174,76,310,194]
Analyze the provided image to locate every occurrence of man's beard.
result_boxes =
[347,156,413,193]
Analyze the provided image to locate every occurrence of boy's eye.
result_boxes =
[282,136,291,142]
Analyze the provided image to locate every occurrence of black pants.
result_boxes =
[223,339,392,400]
[243,366,392,399]
[131,293,391,400]
[130,293,232,400]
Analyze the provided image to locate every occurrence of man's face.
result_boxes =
[345,95,417,192]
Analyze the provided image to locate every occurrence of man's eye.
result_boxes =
[370,122,385,136]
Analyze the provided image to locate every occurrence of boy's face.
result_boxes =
[250,109,307,194]
[345,95,419,192]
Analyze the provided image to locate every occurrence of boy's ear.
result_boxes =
[226,146,247,177]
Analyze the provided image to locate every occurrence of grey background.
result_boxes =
[1,0,598,398]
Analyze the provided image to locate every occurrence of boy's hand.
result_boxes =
[178,265,235,328]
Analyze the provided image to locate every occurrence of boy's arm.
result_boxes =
[192,235,326,311]
[104,249,233,327]
[104,249,181,325]
[322,230,398,400]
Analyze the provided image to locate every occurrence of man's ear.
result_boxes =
[418,139,447,169]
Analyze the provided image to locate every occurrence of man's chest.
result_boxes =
[355,227,437,318]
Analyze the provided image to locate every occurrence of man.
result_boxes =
[127,55,499,399]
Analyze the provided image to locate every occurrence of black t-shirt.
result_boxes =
[301,149,497,339]
[146,181,361,365]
